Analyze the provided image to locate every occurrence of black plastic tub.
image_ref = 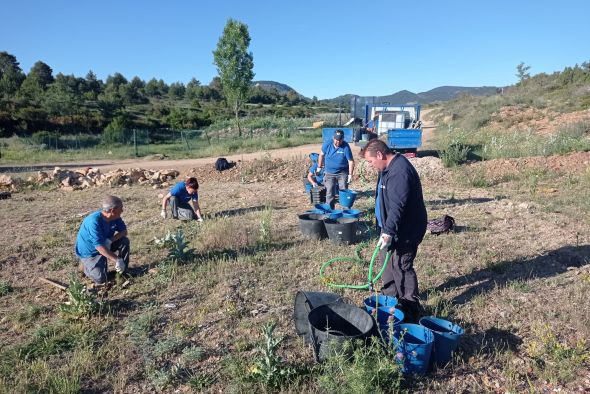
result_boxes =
[324,217,358,245]
[298,213,328,240]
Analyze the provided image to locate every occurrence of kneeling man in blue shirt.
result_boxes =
[75,195,129,284]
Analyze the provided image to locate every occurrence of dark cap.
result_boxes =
[333,129,344,140]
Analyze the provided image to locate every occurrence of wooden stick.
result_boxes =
[39,277,68,291]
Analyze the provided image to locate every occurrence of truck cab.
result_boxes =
[368,104,422,153]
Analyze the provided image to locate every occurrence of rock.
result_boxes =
[0,175,13,186]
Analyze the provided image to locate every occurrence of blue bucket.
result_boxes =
[314,203,332,212]
[305,209,326,215]
[419,316,464,366]
[391,323,434,374]
[363,294,398,313]
[339,189,358,208]
[342,209,361,219]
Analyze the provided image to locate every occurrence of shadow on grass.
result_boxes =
[459,325,523,360]
[208,205,287,219]
[429,244,590,305]
[426,196,505,207]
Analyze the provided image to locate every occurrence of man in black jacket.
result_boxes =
[361,140,427,322]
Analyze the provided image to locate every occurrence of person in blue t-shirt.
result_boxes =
[317,129,355,209]
[75,195,130,284]
[305,152,324,189]
[161,177,203,221]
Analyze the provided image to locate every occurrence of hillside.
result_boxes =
[323,86,500,106]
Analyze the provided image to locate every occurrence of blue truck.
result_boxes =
[337,100,423,154]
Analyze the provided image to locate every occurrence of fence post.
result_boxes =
[134,129,138,157]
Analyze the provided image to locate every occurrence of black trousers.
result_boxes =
[378,243,422,321]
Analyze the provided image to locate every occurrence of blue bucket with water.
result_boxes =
[391,323,434,374]
[339,189,358,208]
[342,209,361,219]
[419,316,464,366]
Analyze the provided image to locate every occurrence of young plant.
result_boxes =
[0,281,13,297]
[249,321,293,389]
[59,275,104,319]
[155,229,194,263]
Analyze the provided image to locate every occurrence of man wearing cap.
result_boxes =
[317,129,355,209]
[75,195,130,284]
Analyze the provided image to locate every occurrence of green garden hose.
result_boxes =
[319,242,391,290]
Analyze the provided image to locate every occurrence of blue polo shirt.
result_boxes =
[170,181,198,204]
[321,140,353,174]
[75,210,127,258]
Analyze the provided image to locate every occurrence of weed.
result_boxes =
[441,142,471,167]
[258,206,273,246]
[525,324,590,384]
[14,304,44,326]
[0,281,13,297]
[318,338,402,393]
[124,305,158,346]
[188,372,217,391]
[17,321,97,361]
[179,345,204,363]
[153,336,184,358]
[248,321,294,390]
[48,256,75,271]
[59,275,105,319]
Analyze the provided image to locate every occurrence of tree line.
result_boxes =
[0,31,315,139]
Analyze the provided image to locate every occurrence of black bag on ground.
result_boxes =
[215,157,232,172]
[427,215,455,235]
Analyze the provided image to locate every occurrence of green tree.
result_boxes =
[213,18,255,137]
[516,62,531,83]
[185,78,201,100]
[29,61,54,88]
[0,52,25,97]
[168,82,186,99]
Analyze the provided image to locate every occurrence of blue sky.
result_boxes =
[1,0,589,99]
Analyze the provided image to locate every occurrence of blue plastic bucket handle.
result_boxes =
[419,316,464,366]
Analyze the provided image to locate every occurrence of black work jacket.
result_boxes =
[377,153,427,247]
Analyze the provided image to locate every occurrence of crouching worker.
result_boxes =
[305,152,324,189]
[75,195,129,284]
[161,176,203,221]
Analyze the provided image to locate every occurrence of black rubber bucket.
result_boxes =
[299,213,328,240]
[293,291,343,344]
[308,303,375,361]
[324,217,358,245]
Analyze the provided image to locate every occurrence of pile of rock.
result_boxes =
[0,167,180,192]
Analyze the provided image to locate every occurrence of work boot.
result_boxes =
[398,299,423,324]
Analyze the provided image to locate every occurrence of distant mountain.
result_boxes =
[322,86,500,106]
[252,80,298,95]
[418,86,499,102]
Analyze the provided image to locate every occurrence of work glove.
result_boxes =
[104,238,112,250]
[196,217,204,222]
[115,258,126,273]
[160,209,166,219]
[377,233,392,250]
[347,174,353,184]
[315,166,322,175]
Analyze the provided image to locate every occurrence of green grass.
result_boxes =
[0,116,323,164]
